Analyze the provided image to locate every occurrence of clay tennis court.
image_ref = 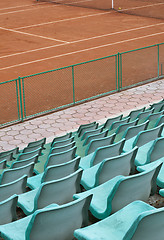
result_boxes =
[0,0,164,125]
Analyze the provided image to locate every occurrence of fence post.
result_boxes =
[117,52,120,91]
[72,66,75,104]
[18,76,24,122]
[157,44,160,78]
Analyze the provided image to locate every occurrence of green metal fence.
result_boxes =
[0,43,164,127]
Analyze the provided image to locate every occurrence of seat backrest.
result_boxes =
[155,115,164,127]
[0,175,27,202]
[111,163,161,214]
[17,147,42,161]
[51,136,74,148]
[27,138,46,148]
[103,114,123,129]
[123,120,149,141]
[133,124,164,148]
[91,138,125,166]
[130,208,164,240]
[0,159,6,170]
[128,107,145,120]
[146,110,164,123]
[86,133,116,155]
[115,118,138,136]
[11,154,38,169]
[147,137,164,163]
[96,147,138,186]
[0,163,34,185]
[77,121,97,133]
[35,169,83,209]
[83,129,108,146]
[0,147,19,157]
[45,146,77,168]
[78,123,99,137]
[51,132,72,147]
[81,127,103,141]
[137,108,154,123]
[49,141,76,155]
[22,144,44,154]
[0,152,13,162]
[149,99,164,112]
[26,194,92,240]
[42,156,81,183]
[0,194,18,225]
[109,117,130,131]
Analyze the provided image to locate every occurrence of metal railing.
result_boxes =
[0,42,163,127]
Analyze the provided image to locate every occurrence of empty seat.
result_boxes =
[51,136,74,148]
[136,108,154,124]
[149,99,164,112]
[78,123,99,138]
[80,138,125,170]
[17,147,42,162]
[51,132,72,147]
[0,147,19,158]
[18,169,83,215]
[81,126,104,141]
[74,160,162,219]
[103,114,123,129]
[10,154,39,169]
[126,106,146,121]
[27,156,81,189]
[74,200,164,240]
[0,159,6,170]
[81,147,138,190]
[0,194,92,240]
[83,129,108,146]
[27,138,46,148]
[49,141,76,155]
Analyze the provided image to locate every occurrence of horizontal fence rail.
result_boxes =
[0,43,164,127]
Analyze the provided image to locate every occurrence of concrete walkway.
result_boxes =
[0,79,163,152]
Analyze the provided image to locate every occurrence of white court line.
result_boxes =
[15,11,112,30]
[0,22,163,59]
[119,2,164,12]
[0,26,69,43]
[0,2,46,11]
[0,31,164,71]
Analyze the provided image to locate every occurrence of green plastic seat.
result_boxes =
[0,163,34,185]
[51,136,74,148]
[126,106,146,121]
[83,129,108,146]
[85,133,116,156]
[145,110,164,129]
[0,194,92,240]
[81,126,104,141]
[49,141,76,155]
[74,160,161,219]
[78,123,99,137]
[0,194,18,225]
[27,156,81,189]
[136,108,154,124]
[16,147,42,162]
[108,117,130,133]
[10,154,39,169]
[79,138,125,170]
[0,159,7,170]
[27,138,46,148]
[103,114,123,129]
[123,123,163,153]
[0,175,27,202]
[51,132,72,147]
[44,146,77,169]
[74,200,164,240]
[22,144,44,154]
[0,147,19,159]
[0,152,13,162]
[18,169,83,215]
[155,115,164,128]
[149,99,164,112]
[81,147,138,190]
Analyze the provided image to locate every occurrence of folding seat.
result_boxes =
[74,200,164,240]
[44,146,77,169]
[113,118,138,143]
[81,126,104,141]
[10,154,39,169]
[22,144,44,154]
[0,147,19,159]
[51,132,72,147]
[0,159,6,170]
[18,169,83,215]
[78,123,99,138]
[136,108,154,124]
[27,156,81,189]
[0,162,34,185]
[27,138,46,148]
[123,123,163,153]
[0,194,92,240]
[103,114,123,129]
[49,141,76,155]
[81,147,138,190]
[149,99,164,113]
[83,129,108,146]
[145,110,164,129]
[0,195,18,225]
[126,106,146,121]
[85,133,116,156]
[155,115,164,128]
[51,136,74,148]
[107,117,130,134]
[0,152,13,162]
[79,138,125,170]
[0,175,27,202]
[74,160,162,219]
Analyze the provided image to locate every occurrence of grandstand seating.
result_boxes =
[0,99,164,239]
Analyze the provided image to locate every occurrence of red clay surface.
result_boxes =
[0,0,164,81]
[0,0,164,125]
